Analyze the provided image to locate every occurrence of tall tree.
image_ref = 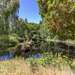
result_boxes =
[0,0,19,34]
[0,0,19,49]
[38,0,75,40]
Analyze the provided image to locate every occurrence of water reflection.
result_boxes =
[0,52,43,61]
[32,53,42,58]
[0,52,13,61]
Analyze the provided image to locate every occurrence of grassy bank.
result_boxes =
[0,58,75,75]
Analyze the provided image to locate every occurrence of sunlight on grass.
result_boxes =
[0,58,75,75]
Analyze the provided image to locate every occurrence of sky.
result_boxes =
[18,0,42,23]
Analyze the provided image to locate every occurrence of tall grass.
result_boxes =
[0,58,75,75]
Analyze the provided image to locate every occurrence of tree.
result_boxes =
[0,0,19,34]
[38,0,75,40]
[0,0,19,50]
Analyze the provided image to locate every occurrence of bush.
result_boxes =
[0,34,18,50]
[26,52,72,68]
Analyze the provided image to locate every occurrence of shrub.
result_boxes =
[26,52,72,68]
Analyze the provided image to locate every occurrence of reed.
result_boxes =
[0,58,75,75]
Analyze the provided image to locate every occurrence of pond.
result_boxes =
[0,51,43,61]
[31,53,42,58]
[0,51,13,61]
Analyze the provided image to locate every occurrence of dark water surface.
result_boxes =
[0,52,13,61]
[0,52,42,61]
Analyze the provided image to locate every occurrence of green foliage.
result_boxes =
[0,0,74,68]
[0,0,19,51]
[26,52,72,67]
[0,0,19,34]
[0,34,18,50]
[1,0,19,17]
[38,0,75,40]
[71,60,75,70]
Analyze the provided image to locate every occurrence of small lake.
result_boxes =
[0,52,43,61]
[0,51,13,61]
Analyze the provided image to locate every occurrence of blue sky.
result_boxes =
[18,0,42,23]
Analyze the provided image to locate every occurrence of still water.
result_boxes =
[0,52,42,61]
[0,52,13,61]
